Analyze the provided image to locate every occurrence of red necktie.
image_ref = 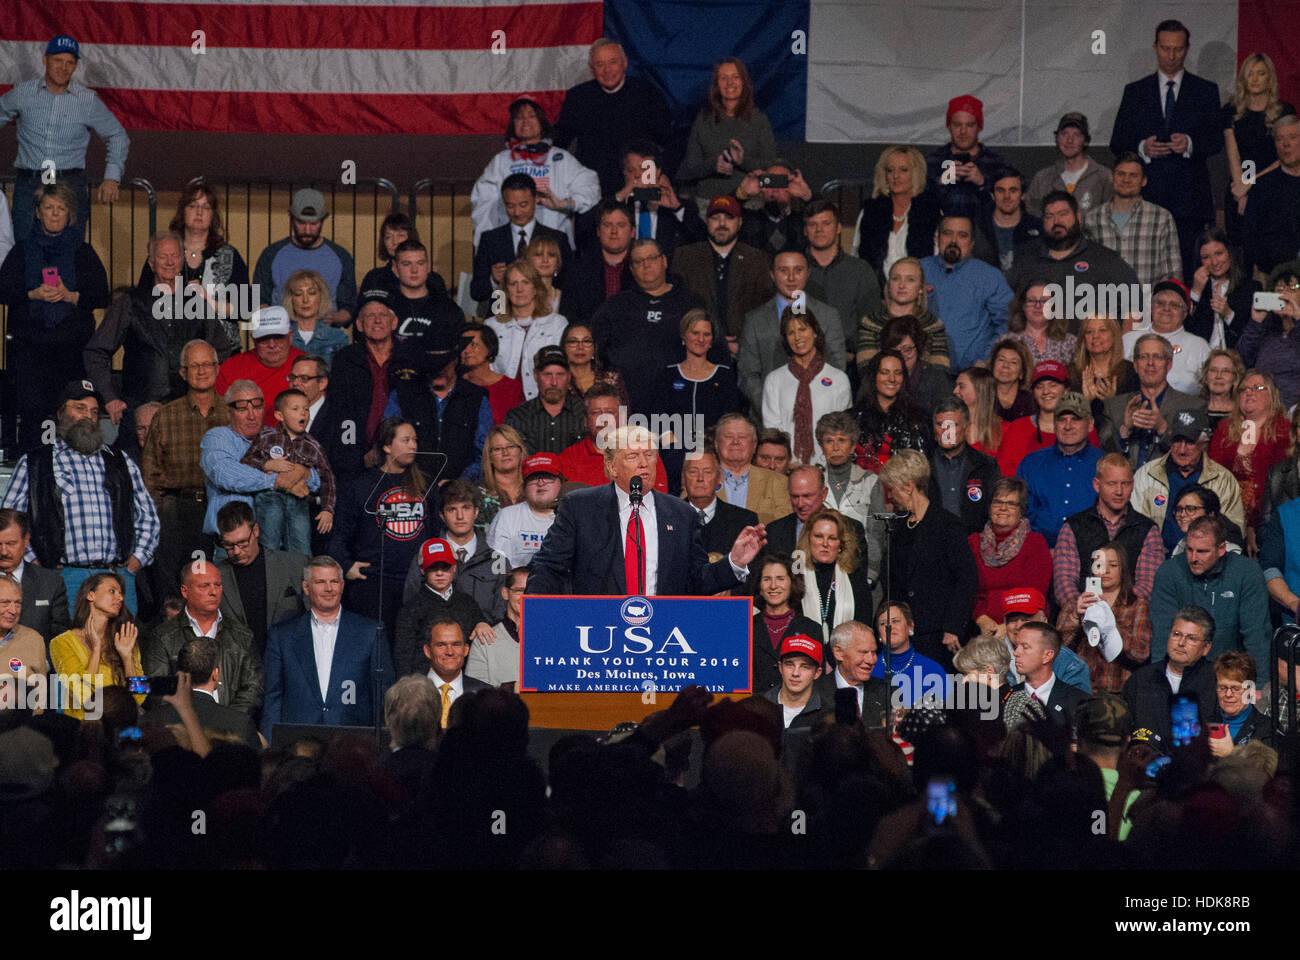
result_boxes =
[625,508,645,595]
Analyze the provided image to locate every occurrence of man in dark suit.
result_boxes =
[149,636,261,749]
[681,449,758,562]
[470,172,572,310]
[559,199,635,326]
[813,620,889,729]
[420,616,491,729]
[261,555,393,739]
[1010,621,1087,728]
[0,509,70,641]
[527,425,767,596]
[766,464,867,561]
[603,140,702,262]
[670,196,774,355]
[928,398,1002,534]
[1109,19,1222,279]
[214,501,307,662]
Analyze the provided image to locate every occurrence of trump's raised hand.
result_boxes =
[728,524,768,568]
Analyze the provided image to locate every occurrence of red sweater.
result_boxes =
[968,527,1054,623]
[216,348,305,426]
[1208,414,1291,528]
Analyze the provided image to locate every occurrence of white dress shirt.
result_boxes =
[428,669,465,709]
[186,608,222,639]
[1138,70,1194,160]
[194,687,219,704]
[616,487,748,595]
[1023,672,1057,705]
[310,608,342,702]
[834,666,865,713]
[694,498,718,524]
[307,395,325,430]
[6,563,23,586]
[449,534,477,564]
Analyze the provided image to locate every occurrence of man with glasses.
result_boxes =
[199,379,318,536]
[1121,604,1218,747]
[141,339,230,604]
[1102,331,1204,468]
[215,306,305,427]
[1121,279,1209,394]
[213,500,306,662]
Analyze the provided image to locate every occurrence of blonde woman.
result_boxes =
[854,147,941,279]
[794,507,871,644]
[1069,314,1138,404]
[283,268,350,366]
[49,573,144,719]
[477,424,528,528]
[856,257,950,376]
[1209,370,1292,547]
[1224,53,1294,239]
[526,234,564,315]
[485,260,567,400]
[1199,348,1245,435]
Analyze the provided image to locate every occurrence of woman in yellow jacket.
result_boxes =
[49,572,144,719]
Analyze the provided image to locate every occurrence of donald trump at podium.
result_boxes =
[527,426,767,596]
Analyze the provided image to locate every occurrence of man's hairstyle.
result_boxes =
[179,559,221,588]
[224,379,262,404]
[937,214,974,235]
[594,197,633,227]
[588,37,624,64]
[629,237,663,258]
[440,478,481,513]
[815,410,859,446]
[991,166,1025,191]
[1096,451,1132,479]
[600,424,657,466]
[302,555,344,583]
[1133,331,1174,362]
[216,500,256,534]
[274,388,308,413]
[384,675,442,750]
[1186,514,1227,546]
[1020,621,1062,656]
[788,462,825,488]
[1114,151,1144,170]
[427,613,467,641]
[621,138,663,166]
[136,400,163,423]
[0,508,29,538]
[715,413,758,442]
[953,633,1011,677]
[293,354,330,379]
[830,620,873,651]
[507,566,530,589]
[1173,604,1215,648]
[1215,651,1257,684]
[932,395,969,419]
[180,338,217,368]
[147,230,183,262]
[755,426,791,453]
[584,381,622,411]
[501,173,536,196]
[1155,19,1189,44]
[393,238,428,260]
[1274,114,1300,138]
[803,198,841,223]
[1040,190,1079,216]
[177,636,221,684]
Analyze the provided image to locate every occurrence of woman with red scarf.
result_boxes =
[761,308,851,467]
[969,478,1052,636]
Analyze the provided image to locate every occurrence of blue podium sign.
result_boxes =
[520,595,753,693]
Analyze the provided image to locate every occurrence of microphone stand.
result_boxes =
[629,476,646,596]
[872,510,907,720]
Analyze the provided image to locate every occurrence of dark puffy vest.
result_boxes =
[1065,506,1155,591]
[28,444,137,566]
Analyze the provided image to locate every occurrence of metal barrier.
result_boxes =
[409,177,478,293]
[820,178,871,234]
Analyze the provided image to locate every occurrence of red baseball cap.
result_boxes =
[779,634,822,665]
[707,195,741,218]
[419,538,456,570]
[1031,360,1069,385]
[1000,588,1047,618]
[947,94,984,130]
[522,452,561,480]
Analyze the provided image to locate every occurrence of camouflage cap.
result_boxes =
[1076,693,1130,745]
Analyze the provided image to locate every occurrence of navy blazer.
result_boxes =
[470,221,572,305]
[1110,71,1223,222]
[527,483,743,596]
[17,561,70,642]
[261,609,393,738]
[1011,677,1087,729]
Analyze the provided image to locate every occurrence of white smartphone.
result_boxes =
[1086,577,1102,596]
[1254,291,1287,312]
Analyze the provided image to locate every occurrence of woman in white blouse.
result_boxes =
[762,307,852,466]
[485,260,567,400]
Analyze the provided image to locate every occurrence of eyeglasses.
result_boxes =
[230,399,265,412]
[1241,384,1269,392]
[1217,684,1245,695]
[990,499,1020,509]
[219,532,255,551]
[1024,297,1052,306]
[287,374,321,383]
[183,361,219,371]
[1173,505,1205,516]
[1168,630,1205,645]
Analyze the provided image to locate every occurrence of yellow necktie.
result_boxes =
[439,683,453,728]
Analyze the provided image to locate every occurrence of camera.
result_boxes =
[950,153,973,164]
[757,173,789,189]
[126,675,179,696]
[631,186,661,204]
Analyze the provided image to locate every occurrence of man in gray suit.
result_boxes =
[737,250,845,410]
[1101,332,1205,469]
[0,509,70,642]
[214,501,306,661]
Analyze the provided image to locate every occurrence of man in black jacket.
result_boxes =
[560,199,635,325]
[148,636,261,749]
[470,173,572,309]
[813,620,889,729]
[928,397,1001,534]
[394,538,493,677]
[1121,604,1217,746]
[1010,621,1088,728]
[606,140,701,261]
[766,464,866,560]
[401,479,507,619]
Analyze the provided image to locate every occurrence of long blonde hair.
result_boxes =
[1225,370,1287,445]
[795,508,860,574]
[871,146,927,200]
[480,424,528,498]
[1233,53,1288,124]
[961,367,1003,451]
[1071,315,1128,398]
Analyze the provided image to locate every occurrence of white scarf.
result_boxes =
[801,563,855,644]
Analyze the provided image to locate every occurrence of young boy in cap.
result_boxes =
[486,452,562,568]
[393,537,493,676]
[761,634,826,730]
[240,387,336,554]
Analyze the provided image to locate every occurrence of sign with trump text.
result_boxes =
[520,596,753,693]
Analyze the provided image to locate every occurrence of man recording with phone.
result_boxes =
[737,161,815,257]
[609,140,701,261]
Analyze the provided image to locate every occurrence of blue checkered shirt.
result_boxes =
[0,440,160,565]
[0,78,130,181]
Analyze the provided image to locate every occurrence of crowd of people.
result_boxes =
[1,25,1299,869]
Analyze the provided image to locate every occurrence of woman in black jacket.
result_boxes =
[855,349,930,471]
[855,145,942,282]
[0,182,110,452]
[751,554,823,696]
[1184,228,1258,351]
[879,449,978,671]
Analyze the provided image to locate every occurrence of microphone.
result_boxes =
[629,474,644,507]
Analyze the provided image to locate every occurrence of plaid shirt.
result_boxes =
[0,440,161,566]
[503,393,586,454]
[1052,510,1164,611]
[1082,199,1181,286]
[1057,593,1152,693]
[240,425,336,513]
[141,395,230,499]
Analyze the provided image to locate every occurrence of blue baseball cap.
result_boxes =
[46,35,80,60]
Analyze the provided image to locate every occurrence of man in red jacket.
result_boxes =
[215,306,304,427]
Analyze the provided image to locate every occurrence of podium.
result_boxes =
[519,595,753,731]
